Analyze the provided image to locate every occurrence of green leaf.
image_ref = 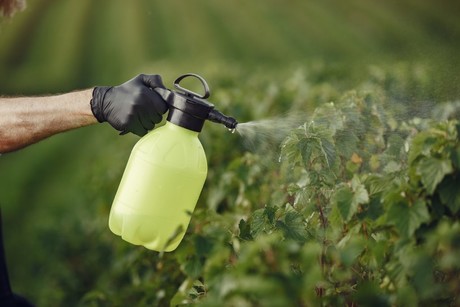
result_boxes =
[438,176,460,214]
[276,210,308,243]
[339,237,365,267]
[414,258,438,298]
[320,137,336,167]
[265,206,277,224]
[366,196,385,220]
[408,131,437,165]
[249,206,277,238]
[353,281,391,307]
[299,137,314,167]
[250,209,268,238]
[170,279,195,306]
[195,235,214,257]
[417,157,453,194]
[335,178,369,222]
[334,186,355,222]
[383,161,401,174]
[396,285,418,307]
[280,130,302,165]
[386,260,407,287]
[293,186,312,207]
[452,145,460,168]
[239,219,253,241]
[385,133,405,157]
[335,130,359,158]
[387,199,430,237]
[366,174,390,195]
[352,176,370,206]
[183,256,203,279]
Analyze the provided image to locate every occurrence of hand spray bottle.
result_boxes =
[108,73,238,252]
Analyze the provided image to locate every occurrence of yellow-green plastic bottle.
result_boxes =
[108,73,237,252]
[109,121,207,251]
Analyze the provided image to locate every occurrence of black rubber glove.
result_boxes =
[91,74,169,136]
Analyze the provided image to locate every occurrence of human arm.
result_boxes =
[0,89,96,153]
[0,74,168,153]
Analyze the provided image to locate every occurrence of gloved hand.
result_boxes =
[91,74,169,136]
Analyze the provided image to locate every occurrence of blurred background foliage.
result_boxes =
[0,0,459,306]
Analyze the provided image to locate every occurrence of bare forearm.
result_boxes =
[0,89,97,153]
[0,74,169,153]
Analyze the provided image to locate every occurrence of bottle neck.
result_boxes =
[165,120,200,137]
[167,108,206,132]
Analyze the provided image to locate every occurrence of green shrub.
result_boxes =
[83,66,460,306]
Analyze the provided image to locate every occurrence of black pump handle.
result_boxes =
[174,73,210,99]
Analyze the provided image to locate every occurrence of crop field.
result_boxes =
[1,0,459,306]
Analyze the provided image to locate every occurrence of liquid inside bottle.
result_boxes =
[109,121,207,251]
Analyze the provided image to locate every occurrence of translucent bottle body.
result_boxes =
[109,121,207,251]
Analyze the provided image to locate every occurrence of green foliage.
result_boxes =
[165,71,460,306]
[2,64,459,306]
[1,1,460,306]
[56,67,453,306]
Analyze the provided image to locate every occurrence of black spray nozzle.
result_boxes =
[207,109,238,129]
[155,73,238,132]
